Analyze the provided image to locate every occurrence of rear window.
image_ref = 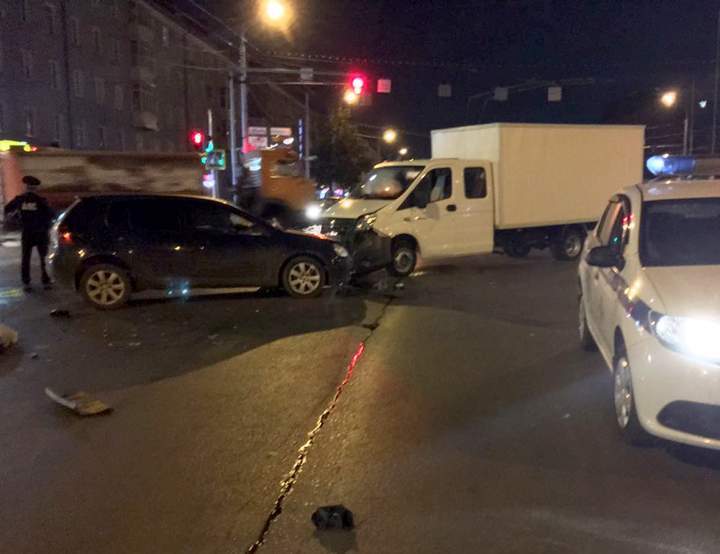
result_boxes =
[63,199,103,234]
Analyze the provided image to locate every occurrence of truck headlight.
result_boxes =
[652,313,720,362]
[333,244,349,258]
[356,214,377,232]
[305,203,322,221]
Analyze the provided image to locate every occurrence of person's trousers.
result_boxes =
[21,232,50,285]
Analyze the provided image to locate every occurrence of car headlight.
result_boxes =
[305,203,323,221]
[333,244,349,258]
[356,214,377,231]
[652,312,720,362]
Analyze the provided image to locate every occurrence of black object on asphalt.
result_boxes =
[311,505,355,530]
[49,309,71,318]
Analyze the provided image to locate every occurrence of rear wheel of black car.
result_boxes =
[282,256,325,298]
[389,239,417,277]
[80,264,131,310]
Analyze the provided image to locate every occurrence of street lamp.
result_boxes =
[264,0,287,23]
[398,147,408,157]
[659,89,690,155]
[383,128,398,144]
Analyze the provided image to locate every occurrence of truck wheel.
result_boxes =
[505,239,530,258]
[388,240,417,277]
[80,264,131,310]
[551,227,585,261]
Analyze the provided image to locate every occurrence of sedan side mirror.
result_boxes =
[586,245,624,269]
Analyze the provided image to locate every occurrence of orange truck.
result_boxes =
[1,149,204,229]
[241,148,316,227]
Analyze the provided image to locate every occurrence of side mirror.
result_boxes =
[586,245,624,269]
[414,192,428,210]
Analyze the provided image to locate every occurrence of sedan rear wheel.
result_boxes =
[283,257,324,298]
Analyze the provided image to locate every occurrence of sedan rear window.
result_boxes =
[640,198,720,266]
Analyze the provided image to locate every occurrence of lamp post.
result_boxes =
[659,87,694,155]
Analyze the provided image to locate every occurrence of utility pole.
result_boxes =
[208,108,218,199]
[713,8,720,154]
[239,29,249,165]
[304,90,311,178]
[228,72,237,193]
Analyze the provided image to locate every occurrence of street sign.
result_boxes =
[494,87,509,101]
[270,127,293,137]
[377,78,392,94]
[248,126,267,136]
[300,67,314,82]
[204,150,226,170]
[548,86,562,102]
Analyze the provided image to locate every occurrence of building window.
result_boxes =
[111,39,120,64]
[118,130,125,151]
[95,78,105,104]
[21,0,30,22]
[75,122,86,148]
[111,0,120,18]
[21,50,33,79]
[45,4,57,35]
[99,126,107,148]
[25,108,35,137]
[114,85,124,110]
[72,70,84,97]
[53,114,63,143]
[92,27,102,55]
[219,87,227,109]
[131,83,155,113]
[162,26,170,47]
[69,17,80,46]
[49,60,60,89]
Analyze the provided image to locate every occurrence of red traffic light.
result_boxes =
[189,129,205,150]
[349,73,366,95]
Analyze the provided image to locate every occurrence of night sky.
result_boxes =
[182,0,720,156]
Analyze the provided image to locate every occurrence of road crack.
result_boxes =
[245,295,394,553]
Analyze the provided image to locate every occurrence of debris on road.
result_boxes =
[49,309,71,318]
[45,388,113,416]
[311,505,355,530]
[0,323,18,352]
[30,352,39,359]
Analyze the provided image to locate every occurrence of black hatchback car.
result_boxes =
[50,194,351,309]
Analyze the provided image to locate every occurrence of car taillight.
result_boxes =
[58,223,73,245]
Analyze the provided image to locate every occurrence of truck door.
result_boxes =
[455,165,494,255]
[408,167,459,258]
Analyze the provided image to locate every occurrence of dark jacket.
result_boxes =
[4,192,55,234]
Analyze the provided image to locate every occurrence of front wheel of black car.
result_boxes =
[282,256,325,298]
[80,264,131,310]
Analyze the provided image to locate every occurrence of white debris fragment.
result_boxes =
[0,324,18,352]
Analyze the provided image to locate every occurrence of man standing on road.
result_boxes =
[3,176,55,292]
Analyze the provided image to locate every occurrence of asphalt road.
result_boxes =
[2,244,720,553]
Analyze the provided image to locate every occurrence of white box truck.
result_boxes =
[319,123,644,276]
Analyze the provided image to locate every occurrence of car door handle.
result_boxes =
[446,204,457,212]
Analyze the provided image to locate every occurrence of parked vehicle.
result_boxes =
[1,149,205,228]
[320,123,644,276]
[49,194,350,309]
[579,155,720,449]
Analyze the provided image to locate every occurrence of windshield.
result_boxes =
[640,198,720,266]
[350,166,424,200]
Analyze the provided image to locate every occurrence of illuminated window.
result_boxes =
[25,108,35,137]
[21,50,33,79]
[49,60,60,90]
[72,70,84,97]
[92,27,102,54]
[95,77,105,104]
[69,17,80,46]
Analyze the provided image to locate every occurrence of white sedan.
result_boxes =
[579,157,720,449]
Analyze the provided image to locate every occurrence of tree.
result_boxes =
[312,107,374,187]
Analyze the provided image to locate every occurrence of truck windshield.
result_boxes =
[350,166,424,200]
[640,198,720,266]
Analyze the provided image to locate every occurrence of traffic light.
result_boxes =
[189,129,205,151]
[349,73,366,96]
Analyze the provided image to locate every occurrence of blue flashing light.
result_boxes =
[646,155,697,176]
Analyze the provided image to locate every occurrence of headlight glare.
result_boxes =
[653,313,720,362]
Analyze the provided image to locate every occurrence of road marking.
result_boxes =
[0,287,23,299]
